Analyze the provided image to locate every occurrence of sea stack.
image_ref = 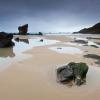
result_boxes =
[18,24,28,35]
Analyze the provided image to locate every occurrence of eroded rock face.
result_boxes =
[18,24,28,35]
[74,22,100,34]
[57,62,89,86]
[0,32,15,48]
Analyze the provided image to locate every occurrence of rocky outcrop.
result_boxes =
[74,38,88,44]
[57,62,89,86]
[84,54,100,65]
[0,32,15,48]
[18,24,28,35]
[74,22,100,34]
[38,32,43,35]
[15,37,29,44]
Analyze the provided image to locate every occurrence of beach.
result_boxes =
[0,34,100,100]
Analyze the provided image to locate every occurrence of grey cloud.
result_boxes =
[0,0,100,32]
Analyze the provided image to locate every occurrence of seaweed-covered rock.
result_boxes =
[69,62,89,86]
[57,62,89,86]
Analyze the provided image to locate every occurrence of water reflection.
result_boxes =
[15,38,29,44]
[0,47,15,58]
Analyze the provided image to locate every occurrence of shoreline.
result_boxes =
[0,34,100,100]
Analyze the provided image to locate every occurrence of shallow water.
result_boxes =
[0,38,59,71]
[49,46,83,54]
[13,38,59,53]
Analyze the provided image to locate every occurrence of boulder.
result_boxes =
[57,62,89,86]
[0,32,15,48]
[18,24,28,35]
[68,62,89,86]
[57,65,73,83]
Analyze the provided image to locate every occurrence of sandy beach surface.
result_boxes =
[0,34,100,100]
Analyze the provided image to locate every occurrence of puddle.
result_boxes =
[65,37,100,48]
[13,38,59,53]
[0,53,31,71]
[0,38,59,71]
[65,42,84,46]
[49,46,83,54]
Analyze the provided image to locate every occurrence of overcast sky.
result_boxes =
[0,0,100,33]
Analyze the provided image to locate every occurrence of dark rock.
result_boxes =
[15,37,29,44]
[0,32,15,48]
[18,24,28,35]
[73,37,88,44]
[57,62,89,86]
[84,54,100,65]
[38,32,43,35]
[68,62,89,86]
[87,37,100,40]
[40,39,43,42]
[15,37,19,42]
[90,45,99,48]
[74,40,88,44]
[74,22,100,34]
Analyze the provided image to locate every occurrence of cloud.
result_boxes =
[0,0,100,32]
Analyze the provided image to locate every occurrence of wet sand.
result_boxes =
[0,34,100,100]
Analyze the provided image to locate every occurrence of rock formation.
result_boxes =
[38,32,43,35]
[15,37,29,44]
[74,22,100,34]
[18,24,28,35]
[57,62,89,86]
[0,32,15,48]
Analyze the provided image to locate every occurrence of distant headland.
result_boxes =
[74,22,100,34]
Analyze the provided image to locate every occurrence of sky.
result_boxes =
[0,0,100,33]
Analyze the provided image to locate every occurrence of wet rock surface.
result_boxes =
[18,24,28,35]
[84,54,100,65]
[0,32,15,48]
[57,62,89,86]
